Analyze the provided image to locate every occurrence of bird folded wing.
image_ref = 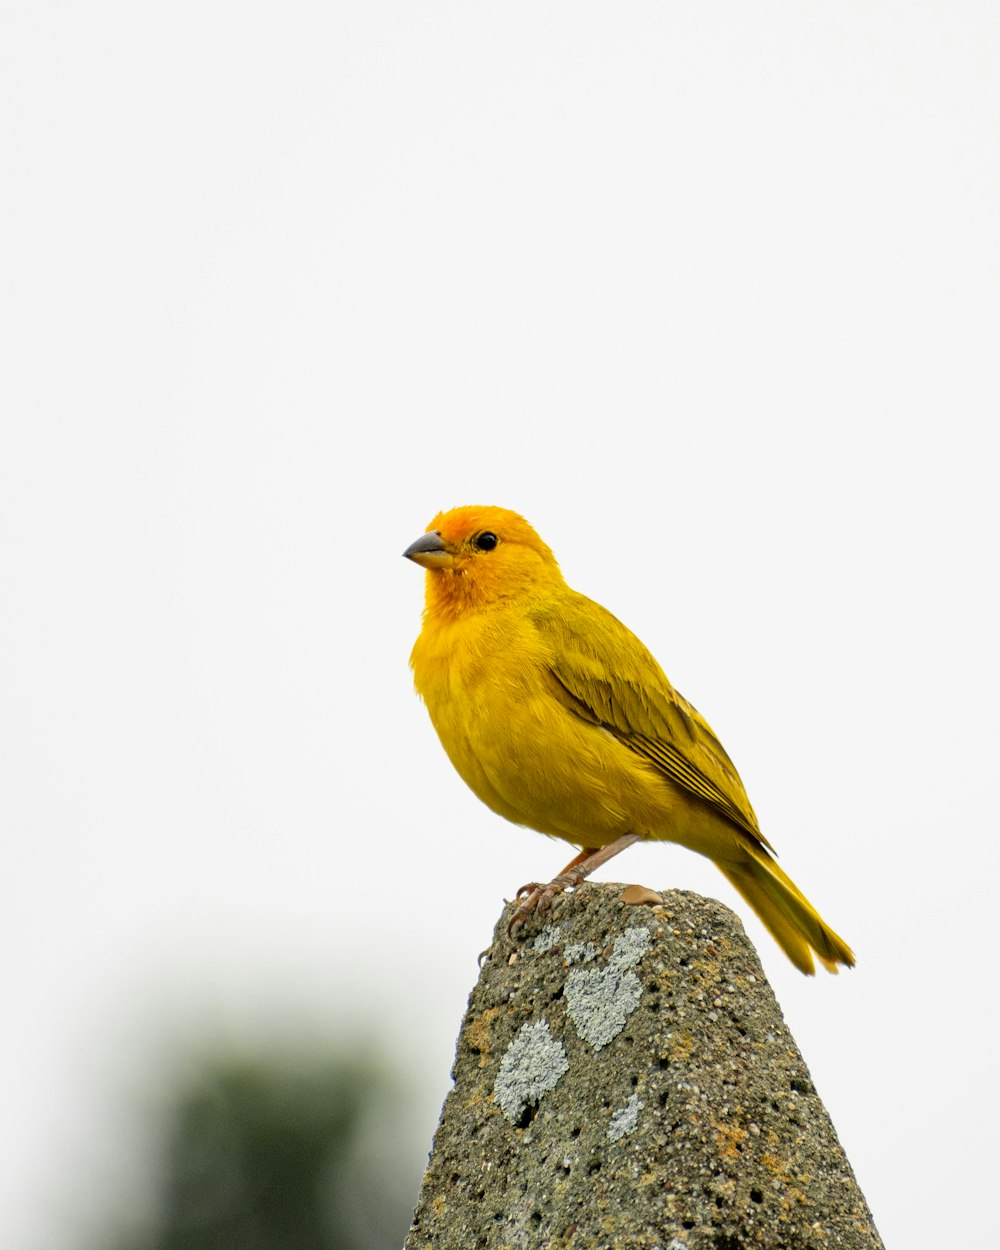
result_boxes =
[531,595,769,848]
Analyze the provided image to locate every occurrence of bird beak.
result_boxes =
[403,530,454,570]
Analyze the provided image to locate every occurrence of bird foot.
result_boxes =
[507,872,579,935]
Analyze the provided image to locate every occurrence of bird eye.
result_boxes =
[474,531,499,551]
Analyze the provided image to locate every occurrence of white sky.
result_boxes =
[2,3,998,1247]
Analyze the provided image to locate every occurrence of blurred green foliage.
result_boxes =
[113,1047,422,1250]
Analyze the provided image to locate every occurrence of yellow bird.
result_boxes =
[404,505,854,975]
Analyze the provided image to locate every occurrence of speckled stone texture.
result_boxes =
[404,883,882,1250]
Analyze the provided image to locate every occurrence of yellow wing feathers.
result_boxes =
[533,595,766,843]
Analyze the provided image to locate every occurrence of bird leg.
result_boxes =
[508,833,644,934]
[514,846,598,900]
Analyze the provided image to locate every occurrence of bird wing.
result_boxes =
[530,592,769,846]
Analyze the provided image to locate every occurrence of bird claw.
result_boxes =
[507,876,575,936]
[507,885,544,935]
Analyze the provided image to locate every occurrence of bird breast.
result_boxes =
[411,606,676,846]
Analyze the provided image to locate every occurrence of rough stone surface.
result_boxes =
[404,883,883,1250]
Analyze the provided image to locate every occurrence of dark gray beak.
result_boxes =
[403,530,454,570]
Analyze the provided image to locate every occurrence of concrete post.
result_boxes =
[405,883,882,1250]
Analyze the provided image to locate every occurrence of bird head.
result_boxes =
[403,506,564,611]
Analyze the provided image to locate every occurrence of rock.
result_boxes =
[405,883,882,1250]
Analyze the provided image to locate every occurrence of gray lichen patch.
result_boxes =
[531,924,562,952]
[493,1018,569,1122]
[607,1092,644,1142]
[607,924,652,971]
[565,925,651,1049]
[563,940,598,964]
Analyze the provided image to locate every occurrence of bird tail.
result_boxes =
[719,848,855,975]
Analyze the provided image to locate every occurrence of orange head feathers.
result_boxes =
[403,506,565,614]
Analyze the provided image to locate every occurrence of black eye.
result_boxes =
[474,531,498,551]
